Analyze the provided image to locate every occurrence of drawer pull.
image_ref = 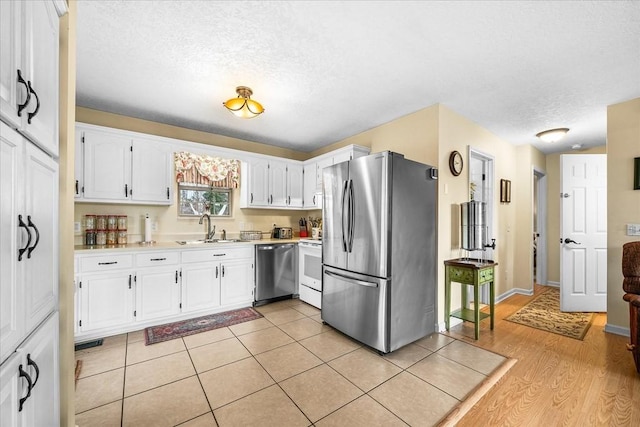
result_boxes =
[150,258,167,261]
[213,254,226,257]
[98,261,118,265]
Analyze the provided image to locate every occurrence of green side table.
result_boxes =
[444,258,498,340]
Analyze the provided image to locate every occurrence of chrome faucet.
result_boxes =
[221,229,227,240]
[198,214,216,240]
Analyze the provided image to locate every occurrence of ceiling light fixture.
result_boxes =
[223,86,264,119]
[535,127,569,143]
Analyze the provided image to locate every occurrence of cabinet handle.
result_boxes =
[175,270,178,283]
[212,254,226,257]
[75,180,79,195]
[270,195,273,204]
[26,354,40,387]
[16,70,31,117]
[125,184,128,198]
[313,194,316,204]
[216,266,218,278]
[288,196,291,205]
[128,275,132,289]
[150,258,166,261]
[166,187,170,199]
[222,265,225,277]
[18,215,32,262]
[26,216,40,258]
[18,364,33,412]
[26,81,40,124]
[98,261,117,265]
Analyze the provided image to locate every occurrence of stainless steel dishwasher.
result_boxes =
[254,243,298,305]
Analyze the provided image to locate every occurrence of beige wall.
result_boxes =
[59,2,75,425]
[606,97,640,331]
[545,145,607,283]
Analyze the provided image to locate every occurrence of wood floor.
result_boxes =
[448,285,640,426]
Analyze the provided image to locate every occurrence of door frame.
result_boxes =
[534,167,548,286]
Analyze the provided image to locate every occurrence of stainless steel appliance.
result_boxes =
[298,239,322,308]
[272,227,293,239]
[254,243,297,305]
[461,201,487,250]
[322,151,438,353]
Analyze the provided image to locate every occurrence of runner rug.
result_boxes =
[505,287,593,340]
[145,307,263,345]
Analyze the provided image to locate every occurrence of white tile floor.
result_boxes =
[75,298,507,426]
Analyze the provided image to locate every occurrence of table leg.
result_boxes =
[445,267,451,332]
[474,281,480,340]
[490,280,495,330]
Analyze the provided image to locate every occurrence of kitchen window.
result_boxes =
[178,184,231,217]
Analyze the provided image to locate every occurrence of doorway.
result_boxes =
[534,168,547,286]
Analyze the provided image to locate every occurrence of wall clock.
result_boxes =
[449,151,463,176]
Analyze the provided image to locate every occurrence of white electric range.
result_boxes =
[298,239,322,308]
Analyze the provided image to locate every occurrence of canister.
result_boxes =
[85,229,96,246]
[106,230,117,245]
[107,215,118,230]
[117,215,128,230]
[96,230,106,245]
[85,214,96,230]
[117,230,127,245]
[96,215,107,230]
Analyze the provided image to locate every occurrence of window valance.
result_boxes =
[174,152,240,188]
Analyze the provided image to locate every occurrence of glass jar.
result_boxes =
[117,230,127,245]
[107,215,118,230]
[96,230,106,245]
[96,215,107,230]
[85,229,96,246]
[117,215,128,230]
[106,230,117,245]
[85,215,96,230]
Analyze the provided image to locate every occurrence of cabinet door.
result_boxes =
[0,124,23,363]
[0,0,22,129]
[220,259,254,306]
[23,142,58,334]
[135,268,181,322]
[287,163,304,208]
[181,263,220,313]
[20,0,60,157]
[131,138,172,204]
[0,352,21,427]
[19,313,59,427]
[269,160,288,206]
[303,163,316,209]
[316,158,333,192]
[332,151,352,165]
[79,272,135,332]
[74,127,83,199]
[247,158,269,206]
[83,130,132,201]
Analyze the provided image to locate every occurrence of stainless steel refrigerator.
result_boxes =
[322,151,438,353]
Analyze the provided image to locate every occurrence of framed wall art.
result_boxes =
[635,157,640,190]
[500,179,511,203]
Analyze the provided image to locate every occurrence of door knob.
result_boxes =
[562,238,581,245]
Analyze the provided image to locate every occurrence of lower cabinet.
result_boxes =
[0,312,59,427]
[75,246,255,340]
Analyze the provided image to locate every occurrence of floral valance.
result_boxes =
[174,152,240,188]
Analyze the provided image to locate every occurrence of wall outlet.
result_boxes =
[74,222,81,233]
[151,221,158,232]
[627,224,640,236]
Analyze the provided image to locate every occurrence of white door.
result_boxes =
[247,158,269,206]
[560,154,607,312]
[269,160,288,206]
[302,163,316,209]
[287,163,304,208]
[0,0,22,129]
[131,138,172,203]
[220,259,253,305]
[79,273,134,331]
[135,267,181,321]
[83,130,132,201]
[181,263,220,313]
[74,127,83,199]
[0,352,21,426]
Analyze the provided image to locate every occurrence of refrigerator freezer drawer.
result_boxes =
[321,266,389,352]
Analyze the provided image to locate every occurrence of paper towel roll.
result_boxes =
[144,214,152,242]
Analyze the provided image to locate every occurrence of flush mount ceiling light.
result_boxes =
[223,86,264,119]
[536,127,569,143]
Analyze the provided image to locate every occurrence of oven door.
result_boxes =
[299,244,322,291]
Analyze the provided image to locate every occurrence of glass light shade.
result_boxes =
[223,87,264,119]
[536,128,569,143]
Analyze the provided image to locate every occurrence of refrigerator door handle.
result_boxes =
[325,270,378,288]
[341,180,349,252]
[348,179,355,252]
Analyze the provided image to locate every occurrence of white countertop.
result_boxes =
[74,238,301,254]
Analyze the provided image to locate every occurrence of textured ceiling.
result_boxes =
[76,1,640,154]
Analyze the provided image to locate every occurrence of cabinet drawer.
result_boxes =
[479,268,494,283]
[181,246,253,263]
[448,267,474,284]
[136,251,180,267]
[79,254,134,272]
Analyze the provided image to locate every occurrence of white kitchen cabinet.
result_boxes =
[241,158,305,209]
[135,267,181,322]
[315,157,334,192]
[74,127,83,199]
[78,272,135,332]
[0,313,59,427]
[0,123,58,363]
[0,0,65,158]
[220,258,254,306]
[77,124,173,205]
[303,163,317,209]
[180,262,221,313]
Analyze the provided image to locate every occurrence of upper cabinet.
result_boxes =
[240,158,303,208]
[0,0,65,158]
[76,124,173,205]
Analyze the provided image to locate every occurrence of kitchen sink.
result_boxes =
[176,239,242,245]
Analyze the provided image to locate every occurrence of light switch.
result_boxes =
[627,224,640,236]
[74,222,81,233]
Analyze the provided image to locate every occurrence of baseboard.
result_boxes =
[495,287,534,304]
[438,317,463,333]
[604,323,630,337]
[546,281,560,287]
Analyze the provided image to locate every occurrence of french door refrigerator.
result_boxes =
[322,151,438,353]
